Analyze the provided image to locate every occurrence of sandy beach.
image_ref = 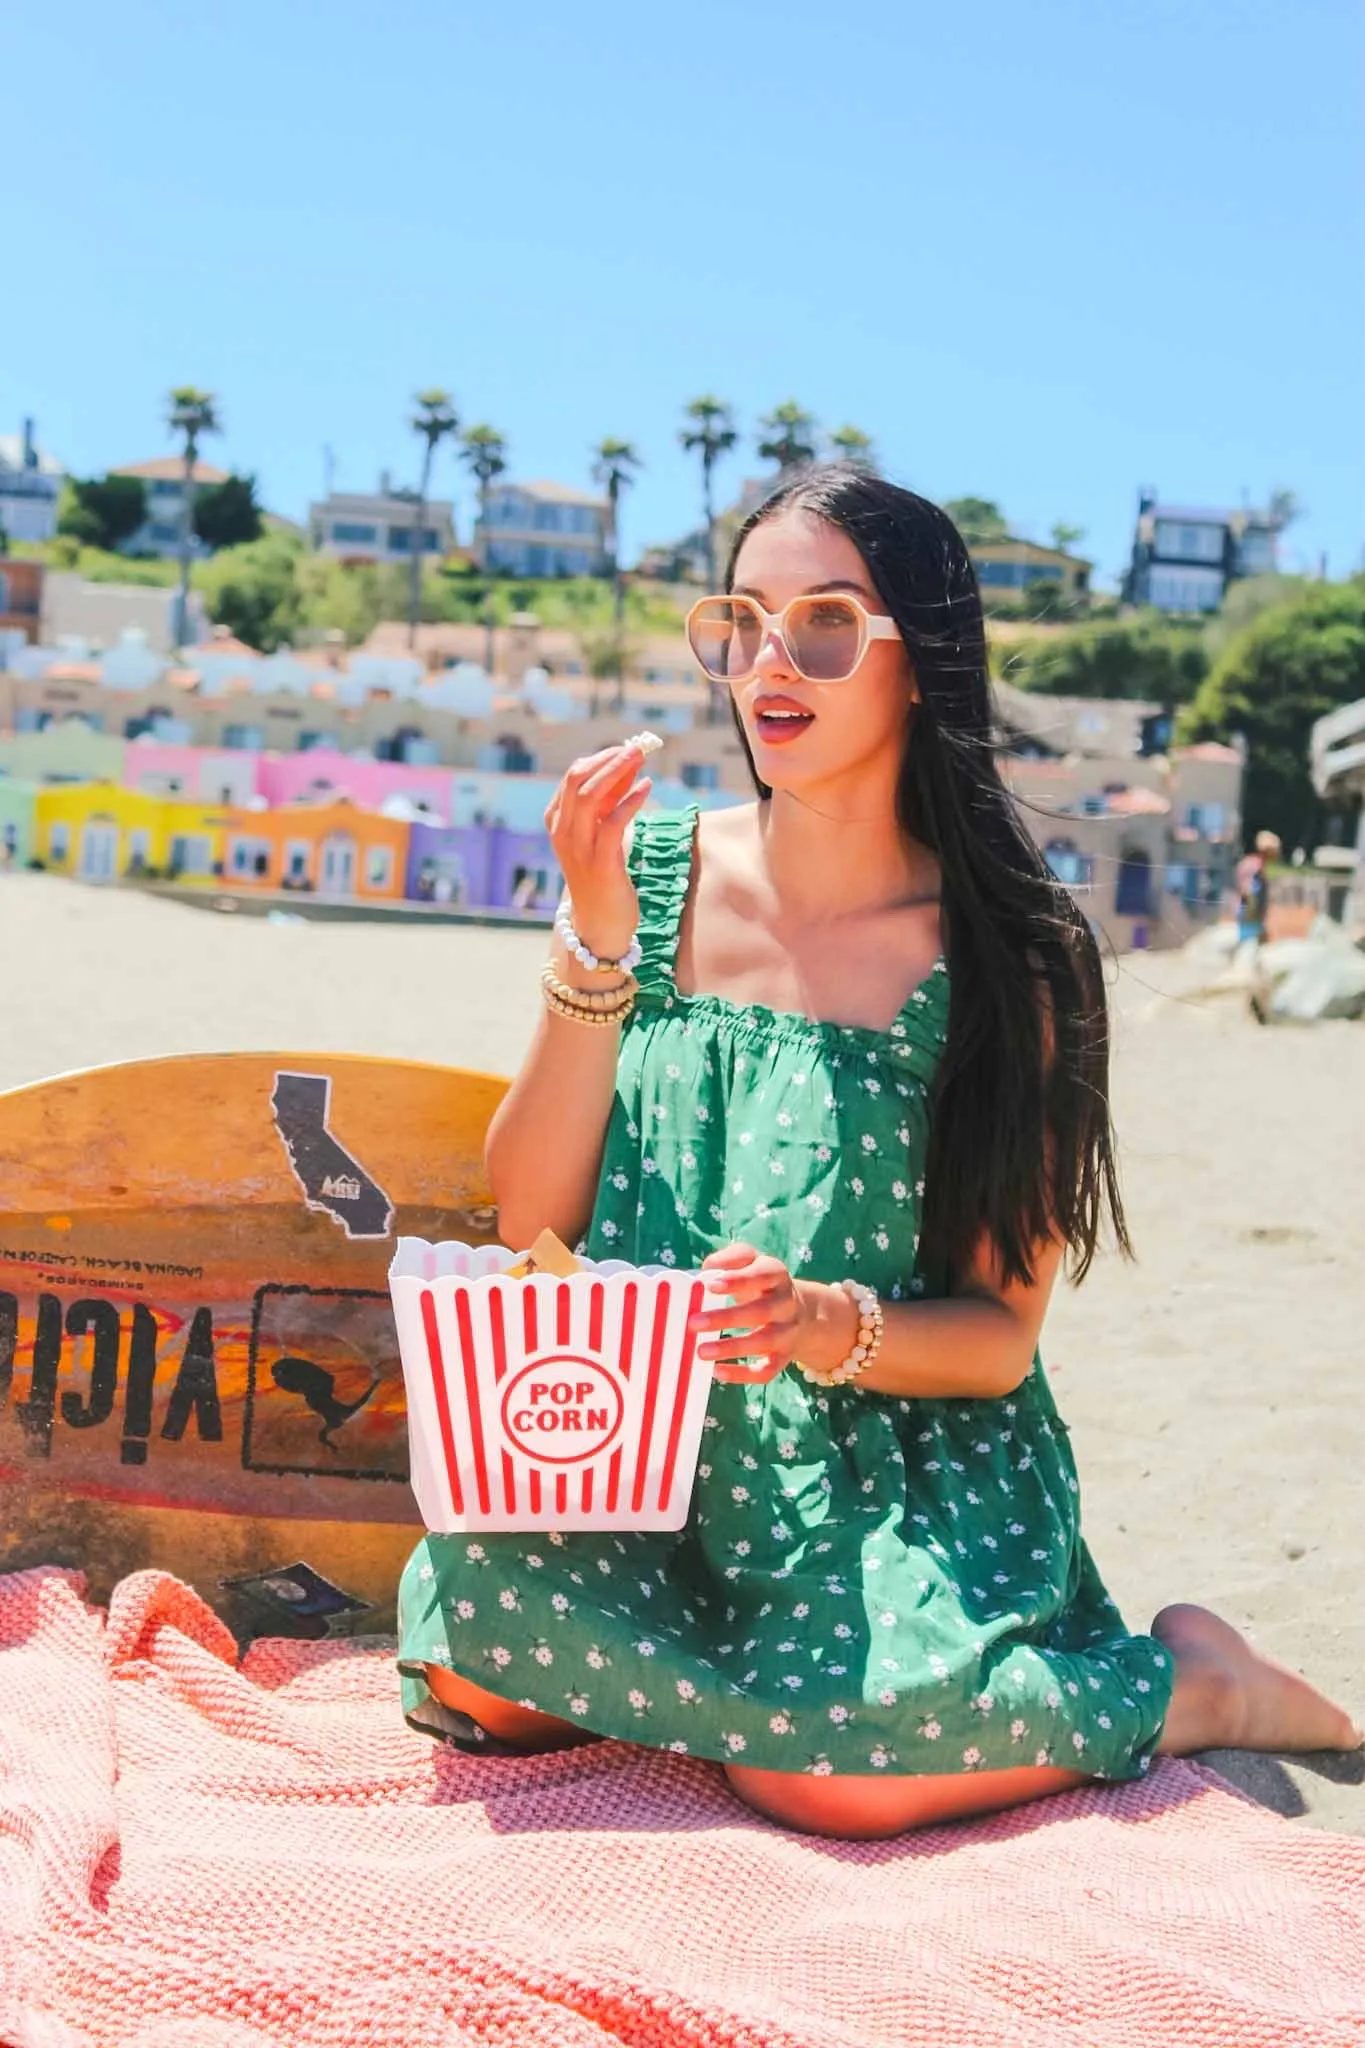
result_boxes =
[3,871,1362,1834]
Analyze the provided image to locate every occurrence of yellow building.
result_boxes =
[33,783,233,884]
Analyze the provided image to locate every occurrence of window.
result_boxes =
[229,836,271,880]
[1154,520,1223,564]
[127,828,152,873]
[330,521,378,545]
[365,845,393,891]
[681,762,720,791]
[1043,839,1093,889]
[1148,566,1223,613]
[222,723,264,750]
[48,822,70,863]
[533,502,562,531]
[386,525,441,553]
[169,834,212,877]
[148,523,181,546]
[526,544,549,576]
[284,841,311,885]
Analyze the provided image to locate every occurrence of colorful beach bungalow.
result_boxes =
[31,783,232,884]
[405,818,561,911]
[0,777,37,869]
[219,797,408,900]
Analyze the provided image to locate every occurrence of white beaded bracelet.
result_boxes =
[797,1280,885,1388]
[553,900,643,975]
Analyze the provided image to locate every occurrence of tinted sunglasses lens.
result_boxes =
[788,596,864,680]
[688,599,763,679]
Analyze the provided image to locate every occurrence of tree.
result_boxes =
[1267,488,1302,533]
[679,396,738,588]
[1178,581,1365,849]
[168,387,220,645]
[828,425,876,470]
[408,388,459,648]
[196,530,304,652]
[592,437,642,708]
[943,497,1010,545]
[1050,521,1086,555]
[1003,616,1209,707]
[756,401,818,475]
[57,474,148,552]
[461,424,508,674]
[460,425,508,562]
[193,473,264,551]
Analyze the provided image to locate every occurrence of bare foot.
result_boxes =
[1154,1603,1362,1757]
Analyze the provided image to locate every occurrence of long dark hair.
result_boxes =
[726,465,1129,1287]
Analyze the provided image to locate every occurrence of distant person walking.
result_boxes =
[1235,831,1280,947]
[1,823,16,872]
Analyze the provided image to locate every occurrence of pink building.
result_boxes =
[254,750,456,821]
[121,738,262,807]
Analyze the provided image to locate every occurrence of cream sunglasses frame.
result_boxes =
[685,591,901,685]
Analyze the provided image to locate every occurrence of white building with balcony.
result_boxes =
[309,477,455,565]
[477,480,611,577]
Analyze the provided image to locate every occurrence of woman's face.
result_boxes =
[726,510,917,801]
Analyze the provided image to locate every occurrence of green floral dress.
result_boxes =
[398,808,1173,1778]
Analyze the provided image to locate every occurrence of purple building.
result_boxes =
[406,821,561,913]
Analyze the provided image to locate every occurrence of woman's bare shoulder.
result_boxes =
[694,801,761,862]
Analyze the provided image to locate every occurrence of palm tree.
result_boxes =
[679,396,738,587]
[408,388,459,648]
[591,437,642,709]
[828,424,876,471]
[756,400,818,477]
[460,425,508,566]
[167,386,219,648]
[461,425,509,673]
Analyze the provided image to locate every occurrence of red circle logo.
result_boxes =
[498,1355,625,1465]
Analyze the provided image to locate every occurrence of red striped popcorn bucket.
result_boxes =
[389,1239,714,1532]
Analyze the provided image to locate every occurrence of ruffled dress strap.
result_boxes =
[626,805,697,1006]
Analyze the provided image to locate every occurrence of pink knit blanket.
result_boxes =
[1,1569,1361,2048]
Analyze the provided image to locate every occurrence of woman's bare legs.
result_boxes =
[722,1761,1090,1840]
[1152,1603,1362,1756]
[424,1662,595,1751]
[428,1603,1361,1839]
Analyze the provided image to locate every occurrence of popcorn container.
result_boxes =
[388,1240,714,1532]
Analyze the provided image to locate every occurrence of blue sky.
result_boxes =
[5,0,1361,589]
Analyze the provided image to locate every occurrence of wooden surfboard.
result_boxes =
[0,1053,507,1641]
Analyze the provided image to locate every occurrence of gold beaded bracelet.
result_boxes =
[797,1280,885,1388]
[540,964,638,1027]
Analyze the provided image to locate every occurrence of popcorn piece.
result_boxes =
[505,1227,583,1279]
[626,730,664,757]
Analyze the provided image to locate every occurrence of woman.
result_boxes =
[398,469,1358,1839]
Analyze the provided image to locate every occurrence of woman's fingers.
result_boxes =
[689,1282,787,1330]
[578,744,648,802]
[701,1242,761,1271]
[602,779,651,835]
[710,1349,790,1383]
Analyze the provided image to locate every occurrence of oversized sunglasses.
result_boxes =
[685,593,901,684]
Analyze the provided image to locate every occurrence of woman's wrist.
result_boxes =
[548,943,633,997]
[792,1280,861,1377]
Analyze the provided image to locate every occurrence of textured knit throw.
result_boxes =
[1,1567,1361,2048]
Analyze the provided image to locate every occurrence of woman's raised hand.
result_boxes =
[544,741,653,961]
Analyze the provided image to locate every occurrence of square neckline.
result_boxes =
[649,804,948,1048]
